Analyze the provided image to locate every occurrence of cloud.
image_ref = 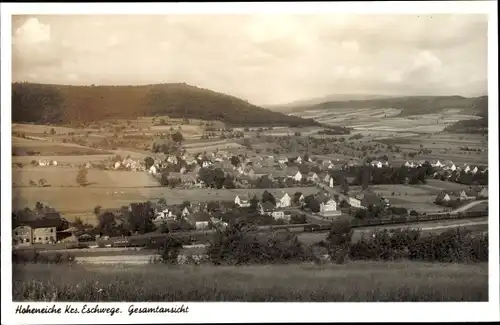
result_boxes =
[11,14,488,105]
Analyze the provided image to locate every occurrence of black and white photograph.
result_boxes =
[1,1,498,323]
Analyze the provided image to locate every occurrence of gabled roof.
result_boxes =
[189,211,211,223]
[236,194,250,201]
[286,167,300,176]
[260,201,276,212]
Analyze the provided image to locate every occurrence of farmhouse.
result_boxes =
[319,198,341,219]
[188,211,211,230]
[431,160,443,168]
[286,168,303,182]
[12,225,32,246]
[272,210,290,221]
[276,192,292,208]
[435,191,451,204]
[259,201,276,216]
[349,191,384,210]
[307,172,319,182]
[235,194,251,208]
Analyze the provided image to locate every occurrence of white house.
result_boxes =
[271,210,291,222]
[329,177,334,188]
[307,172,319,182]
[371,161,383,168]
[431,160,443,168]
[277,193,292,208]
[114,161,121,169]
[234,195,251,208]
[51,160,58,166]
[471,166,478,174]
[286,170,303,182]
[463,165,471,173]
[323,174,331,183]
[320,199,337,213]
[149,165,158,174]
[405,161,415,168]
[181,206,191,217]
[348,196,362,209]
[202,161,211,168]
[296,156,303,164]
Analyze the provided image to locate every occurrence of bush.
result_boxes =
[157,236,184,264]
[205,221,313,265]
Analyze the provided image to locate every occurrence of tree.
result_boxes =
[50,128,56,135]
[97,212,118,237]
[158,236,183,264]
[158,198,167,206]
[230,155,241,167]
[290,214,307,224]
[362,167,370,191]
[38,178,47,187]
[76,168,88,186]
[223,175,236,189]
[249,195,259,212]
[342,178,349,196]
[262,190,276,206]
[171,131,184,143]
[304,195,320,212]
[126,202,156,235]
[144,157,154,170]
[93,205,102,216]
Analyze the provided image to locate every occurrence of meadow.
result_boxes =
[12,261,488,302]
[12,186,319,224]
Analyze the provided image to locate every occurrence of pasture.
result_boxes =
[12,167,160,188]
[12,137,109,156]
[12,185,319,223]
[13,262,488,301]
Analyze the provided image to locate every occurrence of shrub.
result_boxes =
[157,236,184,264]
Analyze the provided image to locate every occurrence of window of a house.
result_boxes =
[50,229,53,233]
[45,237,48,241]
[50,236,55,241]
[26,239,30,243]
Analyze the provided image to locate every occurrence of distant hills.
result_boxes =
[11,82,319,127]
[268,94,396,112]
[277,95,488,117]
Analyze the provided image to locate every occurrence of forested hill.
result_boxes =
[288,95,488,117]
[11,82,319,127]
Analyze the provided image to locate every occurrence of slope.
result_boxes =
[287,95,486,117]
[11,82,319,127]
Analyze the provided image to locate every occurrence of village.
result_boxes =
[12,146,488,247]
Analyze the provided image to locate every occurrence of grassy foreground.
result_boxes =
[13,262,488,302]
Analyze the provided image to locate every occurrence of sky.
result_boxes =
[11,14,488,106]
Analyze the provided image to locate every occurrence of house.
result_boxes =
[235,194,251,207]
[181,206,192,217]
[114,161,121,169]
[270,170,287,179]
[477,187,488,198]
[371,161,383,168]
[286,168,302,182]
[272,210,288,221]
[51,160,58,166]
[458,190,469,201]
[329,177,334,188]
[276,192,292,208]
[188,211,211,230]
[296,156,303,164]
[435,191,451,203]
[471,166,479,174]
[404,161,415,168]
[307,172,319,182]
[323,174,331,183]
[319,198,342,219]
[149,165,158,174]
[463,165,471,173]
[12,225,33,246]
[431,160,443,168]
[259,201,276,216]
[277,156,288,165]
[27,218,61,244]
[348,196,362,209]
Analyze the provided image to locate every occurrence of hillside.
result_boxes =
[269,94,395,112]
[444,96,488,134]
[287,95,487,117]
[11,83,319,127]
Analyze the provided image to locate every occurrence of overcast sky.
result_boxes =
[12,14,488,106]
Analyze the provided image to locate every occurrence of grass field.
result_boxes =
[12,262,488,302]
[12,137,109,156]
[12,167,159,188]
[12,186,319,223]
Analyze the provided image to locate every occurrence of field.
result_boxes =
[12,167,160,188]
[12,262,488,301]
[349,181,484,213]
[12,137,109,157]
[12,186,319,224]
